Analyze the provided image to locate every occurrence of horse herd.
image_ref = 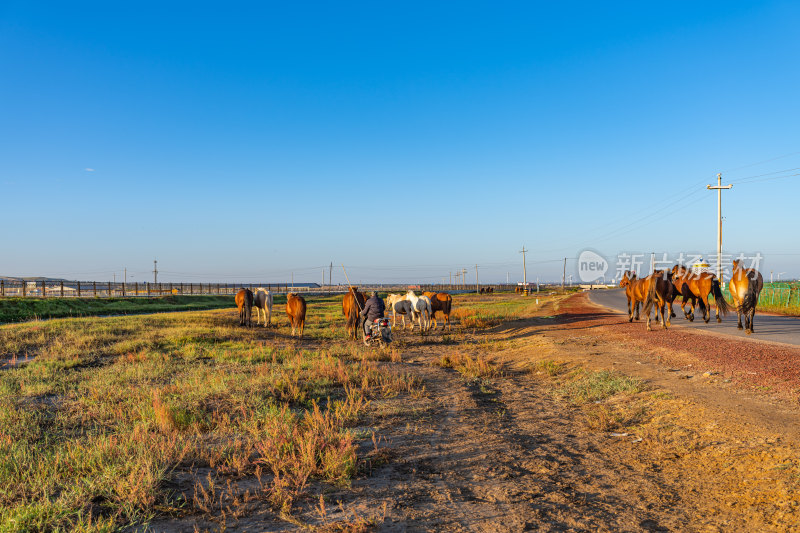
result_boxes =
[234,287,453,340]
[235,288,306,336]
[620,260,764,334]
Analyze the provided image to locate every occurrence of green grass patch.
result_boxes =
[558,369,646,403]
[0,295,246,324]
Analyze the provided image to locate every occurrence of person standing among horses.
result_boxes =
[360,291,386,339]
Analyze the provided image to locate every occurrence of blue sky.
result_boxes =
[1,1,799,283]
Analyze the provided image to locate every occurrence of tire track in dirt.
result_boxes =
[343,344,685,532]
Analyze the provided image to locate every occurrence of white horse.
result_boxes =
[254,288,273,327]
[386,293,411,329]
[405,290,432,332]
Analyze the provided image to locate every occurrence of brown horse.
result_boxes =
[729,260,764,334]
[670,265,730,323]
[286,293,307,337]
[423,291,453,331]
[619,271,648,322]
[642,270,672,331]
[342,287,367,340]
[235,288,254,327]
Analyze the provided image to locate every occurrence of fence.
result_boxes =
[0,280,537,299]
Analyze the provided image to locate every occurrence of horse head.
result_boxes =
[619,271,636,287]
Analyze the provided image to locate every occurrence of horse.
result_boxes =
[235,288,254,327]
[619,271,647,322]
[423,291,453,331]
[405,290,432,332]
[642,270,672,331]
[670,265,730,323]
[729,259,764,334]
[342,287,367,340]
[253,288,273,327]
[386,293,411,329]
[286,293,307,337]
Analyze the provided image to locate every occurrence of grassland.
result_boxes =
[0,295,244,324]
[0,294,420,531]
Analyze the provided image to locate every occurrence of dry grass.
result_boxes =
[0,295,421,531]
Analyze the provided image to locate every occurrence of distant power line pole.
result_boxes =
[562,258,566,290]
[519,246,528,295]
[462,268,467,288]
[707,173,733,283]
[475,264,479,294]
[153,260,158,284]
[329,262,333,288]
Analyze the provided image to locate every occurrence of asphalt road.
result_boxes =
[589,288,800,347]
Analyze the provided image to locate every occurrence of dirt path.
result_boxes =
[340,349,686,532]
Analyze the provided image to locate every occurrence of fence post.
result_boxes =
[41,280,46,298]
[147,282,151,297]
[60,281,64,297]
[22,281,26,298]
[134,282,138,296]
[77,281,81,297]
[170,282,173,295]
[1,280,4,297]
[108,281,112,298]
[93,281,97,298]
[190,283,194,295]
[122,282,126,297]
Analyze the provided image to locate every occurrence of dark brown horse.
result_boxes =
[235,288,254,327]
[729,259,764,334]
[342,287,367,340]
[642,270,672,331]
[671,265,730,323]
[286,293,307,337]
[423,291,453,331]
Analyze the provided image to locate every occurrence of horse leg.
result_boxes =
[699,296,710,323]
[748,308,755,334]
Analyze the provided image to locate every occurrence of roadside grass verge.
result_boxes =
[0,296,421,531]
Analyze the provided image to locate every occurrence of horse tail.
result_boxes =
[741,273,759,315]
[441,295,452,316]
[643,277,658,315]
[711,279,730,316]
[347,294,358,329]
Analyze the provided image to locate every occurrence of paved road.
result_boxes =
[589,288,800,347]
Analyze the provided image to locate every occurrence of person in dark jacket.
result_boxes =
[360,291,386,337]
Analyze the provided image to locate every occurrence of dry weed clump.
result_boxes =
[436,351,501,379]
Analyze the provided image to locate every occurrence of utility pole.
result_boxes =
[329,262,333,289]
[322,267,325,289]
[124,267,127,285]
[519,246,528,295]
[153,260,158,284]
[462,268,467,288]
[475,264,479,294]
[449,271,452,285]
[562,258,566,290]
[707,173,733,283]
[291,272,294,290]
[650,252,655,274]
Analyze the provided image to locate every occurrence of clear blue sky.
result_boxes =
[2,1,799,283]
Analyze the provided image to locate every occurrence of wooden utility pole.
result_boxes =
[153,260,158,284]
[519,246,528,295]
[707,173,732,284]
